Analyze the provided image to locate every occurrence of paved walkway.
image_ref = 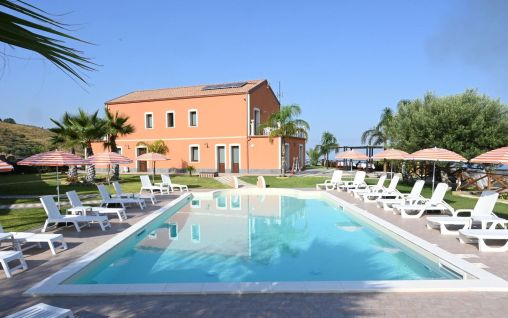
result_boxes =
[1,190,508,317]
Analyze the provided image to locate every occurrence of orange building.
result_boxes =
[93,80,306,174]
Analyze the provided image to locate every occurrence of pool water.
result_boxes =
[67,192,457,284]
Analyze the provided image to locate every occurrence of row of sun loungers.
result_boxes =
[1,174,190,279]
[318,170,508,252]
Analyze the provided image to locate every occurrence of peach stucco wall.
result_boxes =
[91,82,306,174]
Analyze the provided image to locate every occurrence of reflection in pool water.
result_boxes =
[67,192,457,284]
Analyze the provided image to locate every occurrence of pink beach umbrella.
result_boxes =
[0,160,13,173]
[372,149,410,178]
[409,147,467,192]
[336,150,369,171]
[470,146,508,165]
[18,150,90,207]
[136,152,169,182]
[87,152,132,182]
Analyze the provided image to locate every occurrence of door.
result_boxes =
[137,147,147,172]
[217,146,225,173]
[231,146,240,173]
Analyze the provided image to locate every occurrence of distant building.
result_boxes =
[93,80,306,174]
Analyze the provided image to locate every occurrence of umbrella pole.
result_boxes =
[390,162,393,179]
[432,161,436,192]
[56,166,60,209]
[153,161,156,183]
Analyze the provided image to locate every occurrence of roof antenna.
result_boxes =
[277,81,284,104]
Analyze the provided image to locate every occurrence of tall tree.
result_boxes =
[390,90,508,159]
[319,131,339,168]
[259,104,310,176]
[49,112,80,181]
[361,107,394,171]
[103,108,135,180]
[0,0,95,83]
[69,109,106,182]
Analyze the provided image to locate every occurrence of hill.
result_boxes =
[0,121,54,159]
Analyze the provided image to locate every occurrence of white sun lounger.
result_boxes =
[140,175,168,195]
[257,176,266,188]
[40,195,111,233]
[359,175,400,202]
[159,174,189,192]
[0,225,67,256]
[376,180,425,211]
[393,183,454,218]
[97,184,146,209]
[0,250,27,278]
[352,174,386,198]
[458,229,508,252]
[316,170,344,190]
[5,303,74,318]
[112,181,156,204]
[66,190,127,222]
[427,191,507,235]
[338,171,367,192]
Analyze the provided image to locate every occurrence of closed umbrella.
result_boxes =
[87,152,132,182]
[372,149,410,178]
[0,160,13,173]
[18,150,89,207]
[409,147,466,192]
[336,150,369,171]
[136,152,169,182]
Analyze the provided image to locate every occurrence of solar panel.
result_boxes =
[202,81,248,91]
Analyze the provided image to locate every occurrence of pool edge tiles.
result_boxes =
[25,189,508,295]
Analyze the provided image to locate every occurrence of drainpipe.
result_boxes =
[246,94,251,174]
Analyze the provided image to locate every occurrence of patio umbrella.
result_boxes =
[409,147,466,192]
[372,149,410,178]
[18,150,90,208]
[470,146,508,165]
[87,152,132,182]
[0,160,13,173]
[336,150,369,171]
[136,152,169,182]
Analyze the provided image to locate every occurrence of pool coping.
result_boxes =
[25,189,508,295]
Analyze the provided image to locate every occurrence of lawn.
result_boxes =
[0,173,228,231]
[240,175,508,218]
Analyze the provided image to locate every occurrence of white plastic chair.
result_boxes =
[393,183,454,218]
[160,174,188,192]
[66,190,127,222]
[40,195,111,233]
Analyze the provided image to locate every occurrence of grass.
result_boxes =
[240,175,508,218]
[0,173,228,231]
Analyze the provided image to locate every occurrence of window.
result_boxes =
[190,145,199,162]
[191,224,200,243]
[145,113,153,129]
[115,146,123,155]
[189,110,198,127]
[253,108,261,134]
[168,223,178,240]
[166,111,175,128]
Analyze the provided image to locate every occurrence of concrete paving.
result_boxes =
[1,190,508,317]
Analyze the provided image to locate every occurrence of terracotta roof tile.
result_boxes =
[107,79,266,104]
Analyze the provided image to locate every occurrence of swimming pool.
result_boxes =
[27,189,508,294]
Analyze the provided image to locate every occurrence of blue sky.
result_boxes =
[1,0,508,148]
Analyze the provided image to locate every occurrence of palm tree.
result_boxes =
[0,0,95,83]
[306,146,320,166]
[259,104,310,176]
[69,109,106,182]
[136,140,169,154]
[319,131,339,168]
[361,107,394,171]
[103,108,135,180]
[49,112,80,181]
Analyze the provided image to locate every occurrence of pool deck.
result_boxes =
[1,189,508,317]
